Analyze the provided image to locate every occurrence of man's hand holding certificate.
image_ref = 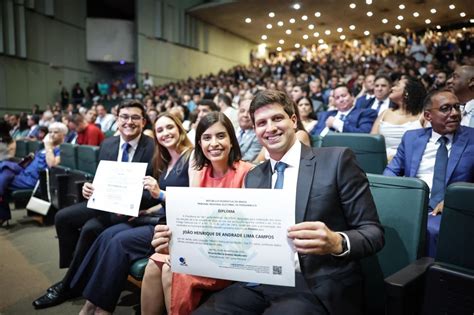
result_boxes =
[164,187,296,286]
[87,160,148,216]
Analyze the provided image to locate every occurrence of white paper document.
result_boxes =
[167,187,296,287]
[87,160,148,216]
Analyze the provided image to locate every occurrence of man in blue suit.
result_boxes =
[354,74,375,109]
[355,74,396,115]
[384,90,474,256]
[310,85,377,136]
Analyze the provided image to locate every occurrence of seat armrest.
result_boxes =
[385,257,434,315]
[74,180,87,202]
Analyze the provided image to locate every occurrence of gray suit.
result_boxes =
[237,128,262,162]
[244,145,384,314]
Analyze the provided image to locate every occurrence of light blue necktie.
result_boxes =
[121,142,131,162]
[273,161,288,189]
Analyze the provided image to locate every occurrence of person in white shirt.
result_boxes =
[215,94,238,129]
[95,104,116,132]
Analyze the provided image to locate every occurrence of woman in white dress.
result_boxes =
[371,77,427,161]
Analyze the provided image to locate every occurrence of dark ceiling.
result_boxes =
[188,0,473,50]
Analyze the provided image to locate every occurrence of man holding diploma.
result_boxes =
[192,90,385,314]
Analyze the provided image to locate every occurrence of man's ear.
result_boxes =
[423,110,432,122]
[290,114,298,128]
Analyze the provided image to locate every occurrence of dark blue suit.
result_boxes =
[384,126,474,256]
[354,95,374,110]
[310,108,377,136]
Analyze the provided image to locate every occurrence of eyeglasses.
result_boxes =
[118,114,143,122]
[429,104,464,114]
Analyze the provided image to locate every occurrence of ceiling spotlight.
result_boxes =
[308,24,315,30]
[340,35,346,40]
[366,0,372,4]
[315,12,321,17]
[261,35,268,40]
[364,30,370,36]
[349,25,356,30]
[413,12,420,17]
[430,8,437,14]
[289,18,296,23]
[395,24,401,29]
[367,11,373,17]
[266,24,272,29]
[295,43,301,48]
[460,12,466,17]
[349,3,356,9]
[425,19,431,24]
[303,34,309,40]
[470,19,474,23]
[382,18,388,24]
[277,21,284,26]
[313,32,320,37]
[277,47,282,51]
[286,29,292,35]
[245,18,252,23]
[325,30,331,35]
[449,4,455,10]
[302,15,308,20]
[399,4,405,10]
[397,15,404,20]
[269,12,275,18]
[337,27,343,33]
[293,3,301,10]
[318,39,324,44]
[436,25,441,29]
[279,39,285,44]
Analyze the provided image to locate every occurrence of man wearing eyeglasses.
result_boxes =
[33,100,155,309]
[384,90,474,257]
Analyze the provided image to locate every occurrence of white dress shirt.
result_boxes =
[461,99,474,127]
[371,98,390,115]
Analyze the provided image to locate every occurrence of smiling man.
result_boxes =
[384,90,474,257]
[33,100,155,309]
[194,89,384,315]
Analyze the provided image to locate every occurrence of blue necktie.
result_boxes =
[121,142,131,162]
[238,129,245,142]
[376,100,384,113]
[273,161,288,189]
[429,136,448,209]
[339,114,346,122]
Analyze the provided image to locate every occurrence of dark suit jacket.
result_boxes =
[354,95,373,110]
[311,108,377,136]
[357,97,396,113]
[245,145,384,314]
[383,126,474,186]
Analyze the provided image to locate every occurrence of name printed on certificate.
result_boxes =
[167,187,296,287]
[87,160,148,216]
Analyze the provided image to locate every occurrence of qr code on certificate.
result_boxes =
[273,265,282,275]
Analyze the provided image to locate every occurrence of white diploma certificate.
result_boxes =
[87,160,148,216]
[167,187,296,287]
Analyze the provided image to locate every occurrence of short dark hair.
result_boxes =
[117,99,146,118]
[423,89,452,110]
[334,84,353,96]
[404,77,427,115]
[374,74,392,85]
[193,112,241,171]
[198,99,219,112]
[295,83,309,95]
[71,114,85,125]
[249,89,295,124]
[217,94,232,107]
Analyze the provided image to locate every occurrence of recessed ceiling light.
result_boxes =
[325,30,331,35]
[337,27,343,33]
[382,18,388,24]
[349,3,356,9]
[315,12,321,17]
[313,32,320,37]
[295,43,301,48]
[470,18,474,23]
[340,35,346,40]
[286,29,292,35]
[399,4,405,10]
[303,34,309,39]
[413,12,420,17]
[289,18,296,23]
[436,25,441,29]
[279,39,285,44]
[449,4,455,10]
[364,30,370,36]
[397,15,404,20]
[430,8,437,14]
[425,19,431,24]
[277,21,284,26]
[460,12,466,17]
[395,24,401,29]
[245,18,252,23]
[277,46,282,51]
[302,15,308,20]
[269,12,275,18]
[293,3,301,10]
[261,35,267,40]
[366,0,372,4]
[318,38,324,44]
[266,24,272,29]
[367,11,373,17]
[308,24,315,30]
[349,25,356,30]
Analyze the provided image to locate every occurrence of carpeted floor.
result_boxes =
[0,207,140,315]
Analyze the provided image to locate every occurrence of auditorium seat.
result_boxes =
[58,143,77,169]
[310,135,323,148]
[129,258,149,282]
[76,145,100,176]
[384,182,474,314]
[28,140,43,154]
[362,174,429,314]
[322,133,387,174]
[14,139,28,158]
